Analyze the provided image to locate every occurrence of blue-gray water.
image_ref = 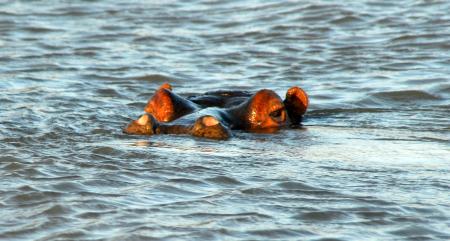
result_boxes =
[1,0,449,240]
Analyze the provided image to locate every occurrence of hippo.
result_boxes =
[124,83,309,140]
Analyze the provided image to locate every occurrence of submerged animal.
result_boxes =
[124,83,309,140]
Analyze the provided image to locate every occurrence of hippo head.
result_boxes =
[237,89,287,130]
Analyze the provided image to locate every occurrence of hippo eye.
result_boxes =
[270,109,282,118]
[269,107,286,123]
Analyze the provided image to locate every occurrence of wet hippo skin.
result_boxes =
[124,83,309,140]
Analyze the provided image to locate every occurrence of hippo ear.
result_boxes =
[284,86,309,125]
[137,114,149,125]
[159,82,172,91]
[285,86,309,111]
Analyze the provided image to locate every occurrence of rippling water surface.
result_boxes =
[1,0,449,240]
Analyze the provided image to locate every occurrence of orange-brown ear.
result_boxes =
[284,86,309,124]
[144,85,198,122]
[144,88,175,122]
[287,86,308,111]
[297,87,309,110]
[159,82,172,91]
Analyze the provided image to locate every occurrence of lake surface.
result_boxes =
[1,0,449,240]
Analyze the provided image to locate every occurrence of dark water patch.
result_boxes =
[390,215,427,224]
[83,33,136,41]
[0,219,77,241]
[390,33,450,43]
[0,19,16,29]
[39,204,72,217]
[154,184,203,197]
[49,6,97,16]
[319,165,405,174]
[419,136,450,144]
[7,191,63,205]
[17,185,37,192]
[76,210,117,219]
[168,178,207,186]
[0,155,24,164]
[76,191,125,199]
[21,26,64,33]
[205,175,244,186]
[125,101,145,110]
[30,175,81,182]
[133,35,166,43]
[431,181,450,190]
[389,225,446,239]
[214,20,244,29]
[81,73,124,81]
[91,146,124,156]
[73,46,108,52]
[50,181,86,193]
[37,43,67,51]
[186,211,271,220]
[7,63,78,73]
[19,37,40,42]
[296,12,336,23]
[85,66,134,72]
[176,165,215,174]
[331,15,365,25]
[91,128,114,135]
[405,77,448,85]
[387,41,450,50]
[100,24,129,31]
[312,238,345,241]
[81,73,179,84]
[73,50,98,57]
[249,228,310,239]
[355,196,399,206]
[36,230,87,241]
[240,187,274,196]
[379,62,428,71]
[370,90,441,102]
[276,181,320,191]
[307,108,389,118]
[132,74,178,83]
[212,60,240,66]
[354,210,391,219]
[2,162,26,171]
[293,210,349,222]
[0,56,13,62]
[95,88,122,97]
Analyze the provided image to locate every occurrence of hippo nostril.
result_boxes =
[137,114,149,125]
[202,116,219,126]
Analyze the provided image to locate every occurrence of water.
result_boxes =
[1,0,449,240]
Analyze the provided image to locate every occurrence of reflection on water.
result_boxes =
[1,0,449,240]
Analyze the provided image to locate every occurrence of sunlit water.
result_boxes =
[1,0,449,240]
